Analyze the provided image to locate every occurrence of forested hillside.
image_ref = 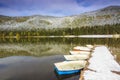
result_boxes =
[0,6,120,36]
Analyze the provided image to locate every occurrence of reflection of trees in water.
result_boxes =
[110,47,120,64]
[0,38,120,46]
[0,38,119,59]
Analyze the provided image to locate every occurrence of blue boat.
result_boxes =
[54,60,86,75]
[55,67,81,75]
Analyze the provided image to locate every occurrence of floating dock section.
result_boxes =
[80,46,120,80]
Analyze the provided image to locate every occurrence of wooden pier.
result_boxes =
[79,46,120,80]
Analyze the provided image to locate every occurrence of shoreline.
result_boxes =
[0,34,120,38]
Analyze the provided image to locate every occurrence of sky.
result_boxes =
[0,0,120,17]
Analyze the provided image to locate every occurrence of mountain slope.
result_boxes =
[0,6,120,31]
[71,6,120,27]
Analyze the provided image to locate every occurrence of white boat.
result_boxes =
[54,60,87,75]
[73,46,91,51]
[64,55,89,61]
[69,51,91,55]
[86,45,94,49]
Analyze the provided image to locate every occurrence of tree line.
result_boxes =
[0,23,120,37]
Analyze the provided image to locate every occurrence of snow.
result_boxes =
[78,35,113,38]
[83,46,120,80]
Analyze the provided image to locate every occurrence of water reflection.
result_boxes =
[0,56,64,80]
[0,38,120,80]
[0,38,120,57]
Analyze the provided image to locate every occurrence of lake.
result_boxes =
[0,38,120,80]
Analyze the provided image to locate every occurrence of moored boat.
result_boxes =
[64,55,89,61]
[54,60,87,75]
[73,46,91,51]
[69,50,91,55]
[86,45,94,49]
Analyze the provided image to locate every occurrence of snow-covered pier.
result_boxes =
[80,46,120,80]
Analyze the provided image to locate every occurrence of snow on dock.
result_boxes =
[81,46,120,80]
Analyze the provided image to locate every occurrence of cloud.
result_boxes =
[0,0,120,16]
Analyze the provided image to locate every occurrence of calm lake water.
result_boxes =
[0,38,120,80]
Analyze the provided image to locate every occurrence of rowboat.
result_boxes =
[86,45,94,49]
[64,55,89,61]
[54,60,87,75]
[69,50,91,55]
[73,46,91,51]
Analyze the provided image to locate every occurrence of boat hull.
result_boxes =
[64,55,89,61]
[73,46,91,51]
[69,51,90,55]
[54,61,86,75]
[55,67,81,75]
